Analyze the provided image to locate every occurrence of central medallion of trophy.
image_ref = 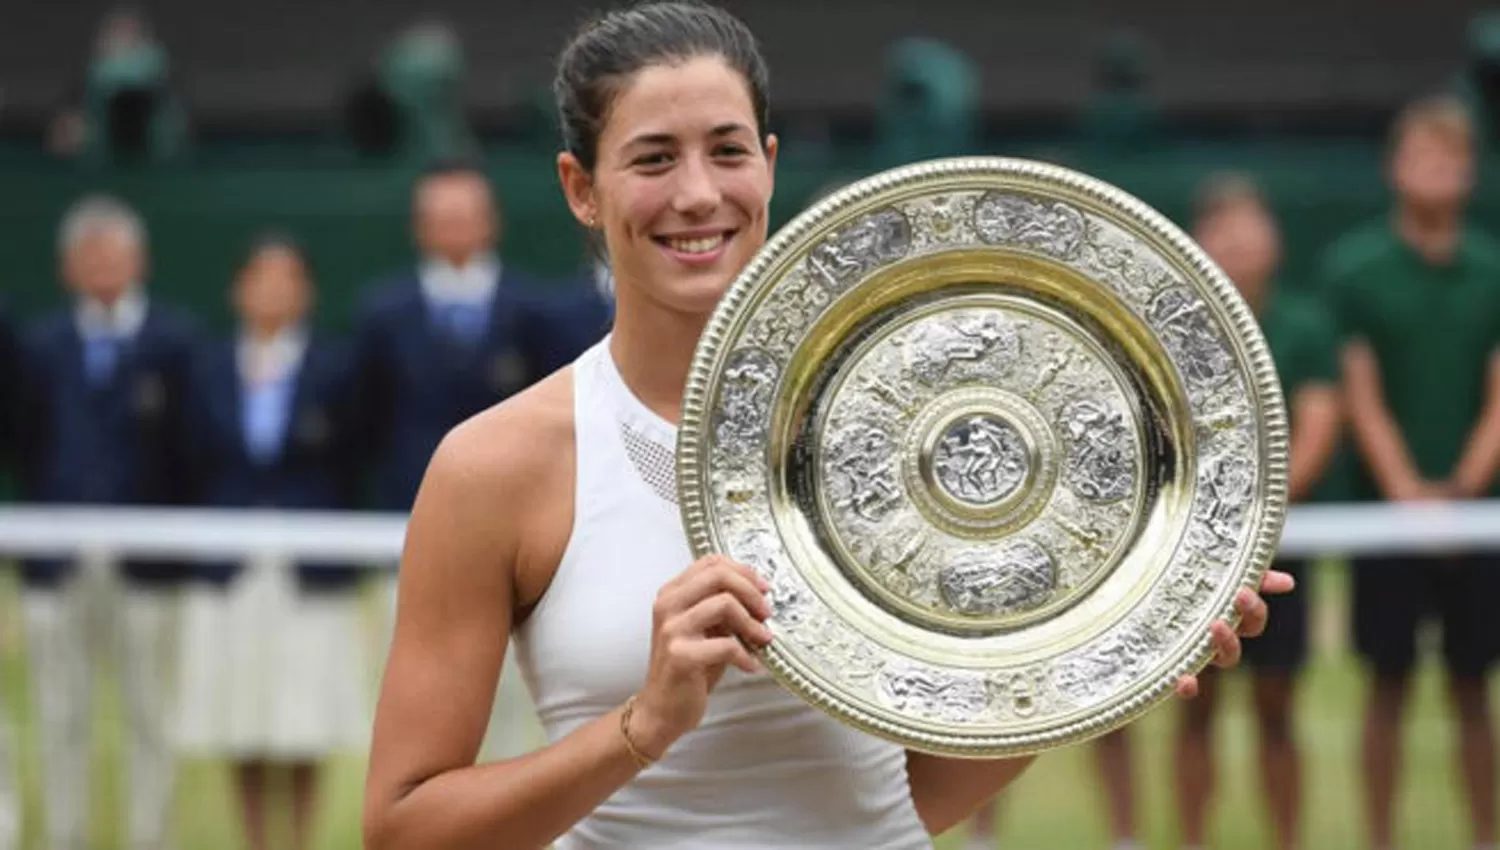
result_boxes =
[930,413,1030,506]
[807,295,1148,635]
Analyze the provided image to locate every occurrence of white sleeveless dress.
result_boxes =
[511,338,931,849]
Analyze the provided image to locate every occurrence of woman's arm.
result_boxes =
[1287,382,1342,503]
[362,404,650,850]
[904,754,1035,835]
[1450,348,1500,497]
[363,379,773,850]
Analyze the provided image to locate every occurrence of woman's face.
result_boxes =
[235,245,311,331]
[560,54,777,318]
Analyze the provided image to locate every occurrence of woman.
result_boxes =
[362,5,1290,849]
[177,236,369,850]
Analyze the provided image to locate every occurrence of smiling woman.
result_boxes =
[557,53,775,321]
[358,4,1288,850]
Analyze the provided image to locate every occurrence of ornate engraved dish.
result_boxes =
[676,157,1288,757]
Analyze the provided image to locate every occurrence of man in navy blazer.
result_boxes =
[349,159,557,514]
[14,195,197,850]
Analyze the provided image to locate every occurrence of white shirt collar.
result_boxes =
[75,287,147,339]
[420,253,500,305]
[236,325,308,386]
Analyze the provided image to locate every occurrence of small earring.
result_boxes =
[586,213,597,228]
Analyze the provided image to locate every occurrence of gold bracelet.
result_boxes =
[620,695,656,770]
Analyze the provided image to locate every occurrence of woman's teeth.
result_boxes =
[668,234,725,254]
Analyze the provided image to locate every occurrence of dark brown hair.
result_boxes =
[553,1,770,172]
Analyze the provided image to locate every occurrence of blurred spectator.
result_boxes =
[175,235,368,850]
[0,299,16,476]
[1075,29,1161,152]
[14,194,201,850]
[346,20,475,162]
[1091,731,1140,850]
[1175,173,1341,850]
[1458,9,1500,151]
[49,6,187,164]
[539,259,615,375]
[874,38,979,166]
[348,159,557,514]
[1320,94,1500,850]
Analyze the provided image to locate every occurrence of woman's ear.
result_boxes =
[764,133,779,201]
[557,151,597,227]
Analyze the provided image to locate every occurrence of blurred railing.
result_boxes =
[0,501,1495,570]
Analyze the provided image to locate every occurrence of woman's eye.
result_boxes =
[633,152,672,167]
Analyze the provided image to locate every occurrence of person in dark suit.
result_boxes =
[15,194,199,850]
[349,159,557,514]
[175,235,369,850]
[537,259,615,374]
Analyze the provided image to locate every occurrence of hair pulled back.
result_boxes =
[553,1,770,172]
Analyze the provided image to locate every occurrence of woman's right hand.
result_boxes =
[628,555,774,759]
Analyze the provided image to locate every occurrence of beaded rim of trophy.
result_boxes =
[676,156,1289,758]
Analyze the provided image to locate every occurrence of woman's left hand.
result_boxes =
[1174,569,1296,699]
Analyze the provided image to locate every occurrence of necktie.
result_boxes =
[243,374,295,464]
[84,334,121,384]
[438,301,487,346]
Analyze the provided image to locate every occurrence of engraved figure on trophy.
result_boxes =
[1147,287,1234,391]
[735,527,812,627]
[904,310,1021,387]
[1199,452,1255,543]
[1054,625,1154,705]
[713,348,780,454]
[972,192,1086,258]
[824,420,904,523]
[879,665,989,722]
[938,540,1056,615]
[806,207,913,290]
[1058,398,1136,503]
[932,415,1030,504]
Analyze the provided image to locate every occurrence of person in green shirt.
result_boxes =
[1322,93,1500,850]
[1165,174,1342,850]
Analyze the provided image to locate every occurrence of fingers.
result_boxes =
[674,635,761,674]
[1234,588,1268,639]
[655,556,771,625]
[1180,574,1287,700]
[673,591,774,649]
[1258,569,1295,596]
[1209,620,1241,669]
[1175,675,1200,699]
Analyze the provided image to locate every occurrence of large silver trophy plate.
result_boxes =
[675,157,1288,758]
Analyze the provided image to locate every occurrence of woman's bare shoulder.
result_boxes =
[426,366,577,501]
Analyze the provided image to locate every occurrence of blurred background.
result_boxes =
[2,1,1500,849]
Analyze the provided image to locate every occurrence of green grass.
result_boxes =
[1,560,1491,849]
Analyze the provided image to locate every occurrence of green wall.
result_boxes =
[4,139,1497,332]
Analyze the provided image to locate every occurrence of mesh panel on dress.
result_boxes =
[619,420,679,504]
